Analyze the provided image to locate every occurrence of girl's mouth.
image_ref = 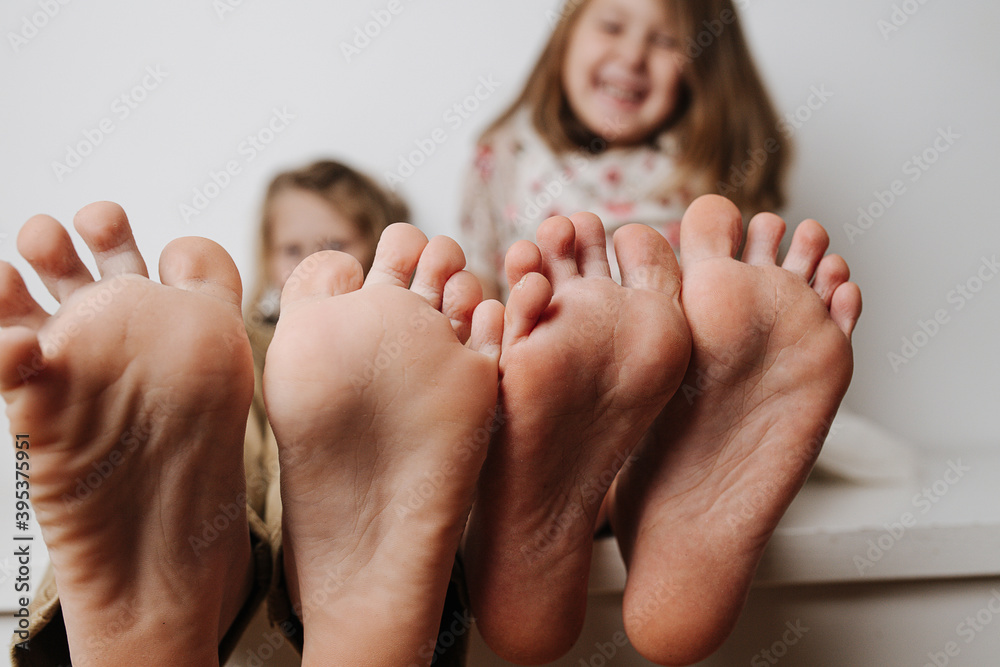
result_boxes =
[597,79,647,106]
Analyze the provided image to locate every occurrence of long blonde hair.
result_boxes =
[483,0,789,213]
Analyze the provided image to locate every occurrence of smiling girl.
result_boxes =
[459,0,789,299]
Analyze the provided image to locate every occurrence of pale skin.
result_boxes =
[562,0,685,147]
[266,187,376,289]
[0,194,861,666]
[0,202,256,666]
[0,205,503,666]
[475,0,686,301]
[465,195,861,665]
[263,224,504,666]
[610,195,861,665]
[465,212,693,663]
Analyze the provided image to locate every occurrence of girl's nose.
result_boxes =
[614,32,648,70]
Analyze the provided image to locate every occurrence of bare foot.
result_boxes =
[0,203,256,666]
[611,195,862,665]
[263,224,503,666]
[464,213,691,663]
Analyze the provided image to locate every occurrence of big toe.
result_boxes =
[159,237,245,308]
[365,222,428,289]
[279,251,365,310]
[679,195,744,265]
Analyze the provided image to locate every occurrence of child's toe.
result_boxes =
[277,250,364,309]
[502,272,552,348]
[679,195,744,265]
[613,224,680,294]
[0,327,43,391]
[73,201,149,278]
[365,223,428,289]
[410,235,466,310]
[18,214,95,303]
[831,281,863,339]
[468,299,504,361]
[782,219,829,281]
[505,240,542,291]
[569,212,612,279]
[813,254,851,307]
[0,262,48,329]
[742,212,786,267]
[159,236,245,308]
[443,270,483,343]
[535,216,579,286]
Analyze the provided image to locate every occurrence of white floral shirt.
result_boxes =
[459,110,694,299]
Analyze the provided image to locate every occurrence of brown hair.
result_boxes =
[246,159,409,323]
[483,0,789,213]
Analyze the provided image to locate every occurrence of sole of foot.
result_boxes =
[612,195,861,665]
[0,202,255,666]
[465,212,692,664]
[263,224,503,666]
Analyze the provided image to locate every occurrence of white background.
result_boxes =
[0,0,998,609]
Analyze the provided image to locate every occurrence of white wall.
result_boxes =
[1,0,998,458]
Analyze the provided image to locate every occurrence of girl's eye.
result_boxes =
[598,20,623,35]
[319,239,345,252]
[651,33,677,49]
[282,245,303,259]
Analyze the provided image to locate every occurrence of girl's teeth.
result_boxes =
[600,83,641,103]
